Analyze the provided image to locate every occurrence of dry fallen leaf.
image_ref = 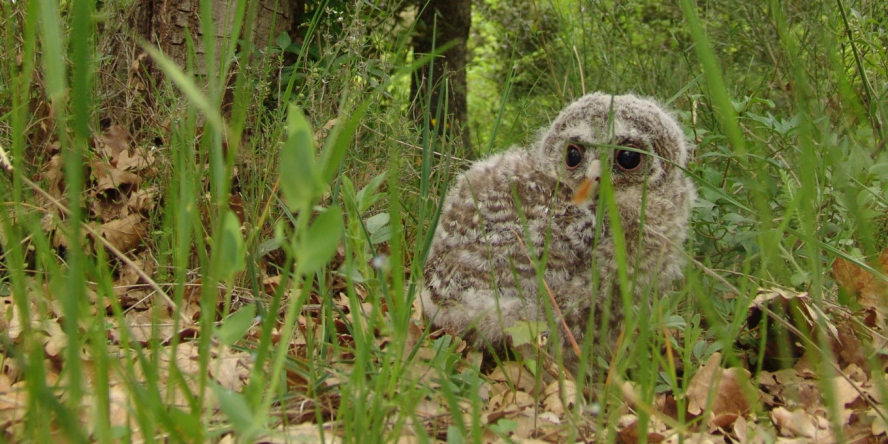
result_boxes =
[314,118,339,143]
[687,353,754,419]
[99,214,148,252]
[486,388,535,416]
[616,417,666,444]
[832,373,861,408]
[41,320,67,357]
[250,423,343,444]
[114,148,155,172]
[116,256,155,292]
[89,159,143,222]
[91,159,142,193]
[211,347,252,392]
[759,367,827,414]
[0,376,27,436]
[41,154,65,199]
[0,374,19,411]
[833,319,868,370]
[542,379,577,415]
[770,407,834,442]
[108,384,134,430]
[125,308,176,345]
[487,362,536,393]
[96,125,130,159]
[832,249,888,316]
[868,406,888,436]
[127,186,158,214]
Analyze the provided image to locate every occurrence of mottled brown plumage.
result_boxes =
[421,92,696,371]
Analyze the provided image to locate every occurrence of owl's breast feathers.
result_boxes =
[424,149,596,308]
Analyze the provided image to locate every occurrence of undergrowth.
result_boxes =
[0,0,886,442]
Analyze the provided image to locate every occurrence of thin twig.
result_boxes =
[689,256,741,294]
[656,226,742,294]
[511,228,584,360]
[741,122,801,185]
[573,46,586,95]
[604,326,625,386]
[361,123,468,163]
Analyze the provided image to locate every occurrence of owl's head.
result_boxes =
[537,92,691,204]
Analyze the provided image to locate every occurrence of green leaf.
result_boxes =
[663,315,687,329]
[489,419,518,435]
[211,384,259,436]
[503,320,547,347]
[257,237,283,257]
[279,105,323,209]
[692,340,706,360]
[370,226,392,245]
[446,426,463,444]
[216,211,246,279]
[870,161,888,181]
[340,175,357,208]
[693,197,716,212]
[167,407,202,441]
[705,342,724,356]
[356,171,387,213]
[337,264,366,283]
[365,210,392,244]
[275,31,291,50]
[216,304,256,346]
[319,102,371,184]
[365,213,390,234]
[297,208,343,275]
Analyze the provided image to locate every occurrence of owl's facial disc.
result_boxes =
[571,159,601,204]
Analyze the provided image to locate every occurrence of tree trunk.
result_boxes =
[139,0,298,75]
[412,0,472,150]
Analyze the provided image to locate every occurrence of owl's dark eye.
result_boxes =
[615,149,643,171]
[565,144,584,169]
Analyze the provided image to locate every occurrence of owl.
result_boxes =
[421,92,696,371]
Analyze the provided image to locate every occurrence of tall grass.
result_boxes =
[0,0,885,442]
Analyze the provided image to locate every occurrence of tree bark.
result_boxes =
[141,0,297,74]
[412,0,472,150]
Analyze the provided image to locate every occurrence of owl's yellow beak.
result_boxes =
[572,159,601,204]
